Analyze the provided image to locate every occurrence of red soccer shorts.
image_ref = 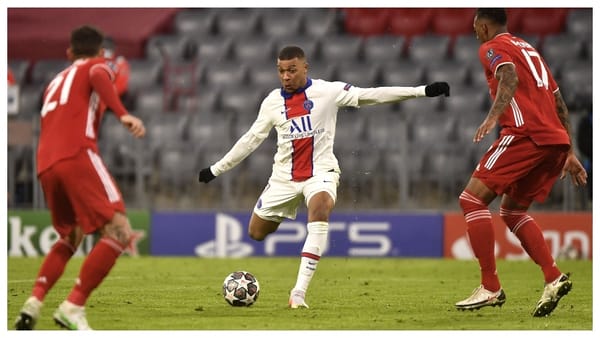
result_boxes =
[38,148,125,237]
[472,135,569,206]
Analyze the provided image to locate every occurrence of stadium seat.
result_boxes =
[565,8,592,37]
[363,35,406,64]
[127,58,163,94]
[145,113,189,155]
[431,8,476,38]
[424,60,470,87]
[17,84,44,117]
[258,8,304,39]
[380,60,426,86]
[541,33,584,73]
[519,8,569,38]
[219,84,264,115]
[30,59,70,85]
[342,8,389,36]
[187,85,221,112]
[559,59,592,111]
[145,34,193,61]
[173,9,217,36]
[408,109,455,148]
[190,35,233,63]
[452,35,480,64]
[200,61,248,88]
[300,8,340,38]
[248,62,280,89]
[306,61,337,81]
[401,96,444,120]
[275,36,320,60]
[214,8,261,37]
[387,8,434,38]
[406,34,451,63]
[8,59,30,85]
[135,85,166,114]
[334,62,381,88]
[231,36,276,63]
[155,143,200,192]
[362,105,403,151]
[333,107,367,153]
[506,8,526,33]
[319,35,363,63]
[186,110,233,153]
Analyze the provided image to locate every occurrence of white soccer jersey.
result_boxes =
[211,78,426,182]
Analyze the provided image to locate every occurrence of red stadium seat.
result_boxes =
[343,8,389,36]
[431,8,476,37]
[388,8,433,37]
[518,8,569,37]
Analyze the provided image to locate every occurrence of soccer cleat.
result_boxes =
[53,301,92,330]
[14,296,43,330]
[532,273,572,317]
[455,285,506,311]
[288,289,309,309]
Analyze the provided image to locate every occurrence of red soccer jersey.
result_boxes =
[478,33,570,146]
[37,57,127,175]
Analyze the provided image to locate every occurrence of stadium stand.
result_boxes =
[7,7,591,211]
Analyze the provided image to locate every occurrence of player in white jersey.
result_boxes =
[198,46,450,308]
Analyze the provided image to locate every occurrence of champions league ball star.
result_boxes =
[222,271,260,306]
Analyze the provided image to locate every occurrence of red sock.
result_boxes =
[67,238,124,306]
[32,239,76,301]
[459,191,501,292]
[500,208,561,283]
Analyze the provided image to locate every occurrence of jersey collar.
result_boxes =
[280,78,312,99]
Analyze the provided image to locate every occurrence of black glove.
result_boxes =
[198,167,216,183]
[425,82,450,97]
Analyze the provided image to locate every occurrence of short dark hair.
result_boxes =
[278,46,305,60]
[70,25,104,57]
[476,8,507,26]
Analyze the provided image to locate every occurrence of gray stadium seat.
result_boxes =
[306,61,336,81]
[406,34,451,63]
[219,84,264,115]
[173,9,217,36]
[145,34,192,61]
[200,61,248,88]
[186,109,233,153]
[135,85,166,114]
[275,36,320,59]
[214,9,261,37]
[190,35,233,63]
[452,35,480,64]
[362,105,404,151]
[127,58,162,94]
[17,84,44,117]
[363,35,406,64]
[30,59,70,85]
[259,8,304,39]
[333,107,367,153]
[424,60,470,86]
[8,59,30,85]
[541,33,584,73]
[335,62,380,88]
[319,35,363,63]
[300,8,340,38]
[380,60,425,86]
[231,36,276,63]
[247,62,280,89]
[566,8,592,37]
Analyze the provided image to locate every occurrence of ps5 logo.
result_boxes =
[194,213,254,257]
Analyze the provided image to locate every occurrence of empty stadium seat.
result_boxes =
[363,35,406,63]
[306,61,337,81]
[380,60,426,86]
[319,35,363,63]
[219,84,264,114]
[30,59,70,85]
[275,36,320,60]
[387,8,434,38]
[247,62,280,89]
[519,8,569,38]
[135,85,166,114]
[258,8,304,39]
[406,34,451,63]
[452,35,480,64]
[342,8,389,36]
[17,84,44,117]
[300,8,340,38]
[565,8,592,37]
[431,8,476,38]
[145,34,192,61]
[424,60,470,86]
[186,110,233,153]
[173,8,217,36]
[214,8,261,37]
[127,58,163,94]
[362,104,403,151]
[506,8,526,33]
[541,33,584,72]
[8,59,30,85]
[200,61,248,88]
[190,35,233,63]
[335,62,381,88]
[231,36,276,63]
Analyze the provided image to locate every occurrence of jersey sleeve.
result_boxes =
[480,40,514,78]
[89,63,128,118]
[210,95,275,176]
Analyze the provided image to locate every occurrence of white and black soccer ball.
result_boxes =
[222,271,260,307]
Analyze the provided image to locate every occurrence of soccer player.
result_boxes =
[198,46,450,308]
[14,25,146,330]
[454,9,587,316]
[102,36,130,98]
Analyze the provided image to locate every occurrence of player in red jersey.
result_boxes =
[102,36,130,98]
[454,9,587,317]
[14,25,145,330]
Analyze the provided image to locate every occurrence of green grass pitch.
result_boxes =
[6,257,592,331]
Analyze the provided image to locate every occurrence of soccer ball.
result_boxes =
[222,271,260,306]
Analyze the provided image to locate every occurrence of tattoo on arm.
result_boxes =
[488,64,518,121]
[554,90,574,150]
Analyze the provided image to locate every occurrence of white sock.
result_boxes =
[293,221,328,292]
